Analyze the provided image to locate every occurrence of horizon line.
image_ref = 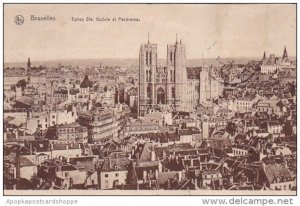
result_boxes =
[6,56,293,65]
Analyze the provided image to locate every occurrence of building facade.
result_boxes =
[57,123,88,142]
[260,47,293,74]
[138,39,223,116]
[78,110,120,143]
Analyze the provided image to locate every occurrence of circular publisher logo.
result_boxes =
[14,15,24,25]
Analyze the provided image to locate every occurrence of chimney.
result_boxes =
[136,153,140,166]
[16,149,21,187]
[158,160,162,172]
[155,169,158,180]
[178,171,182,181]
[256,168,260,184]
[167,178,171,189]
[143,170,147,182]
[262,162,266,172]
[194,178,199,189]
[151,150,155,161]
[29,142,33,155]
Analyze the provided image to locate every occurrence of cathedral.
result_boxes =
[138,37,222,116]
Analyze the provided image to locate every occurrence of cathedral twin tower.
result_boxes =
[138,37,189,116]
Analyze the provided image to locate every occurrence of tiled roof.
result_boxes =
[60,164,78,171]
[186,67,200,80]
[16,96,34,106]
[100,157,130,172]
[69,156,96,171]
[20,156,36,167]
[132,143,154,162]
[26,140,50,153]
[264,163,292,184]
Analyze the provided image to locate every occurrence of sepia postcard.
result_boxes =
[3,3,297,196]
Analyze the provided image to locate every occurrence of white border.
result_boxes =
[1,1,299,206]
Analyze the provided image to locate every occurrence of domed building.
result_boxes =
[78,75,93,103]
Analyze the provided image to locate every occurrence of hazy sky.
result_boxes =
[4,4,296,62]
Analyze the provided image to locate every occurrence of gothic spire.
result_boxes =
[262,51,266,61]
[283,46,288,58]
[27,57,31,68]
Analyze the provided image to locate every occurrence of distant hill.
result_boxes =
[4,57,296,69]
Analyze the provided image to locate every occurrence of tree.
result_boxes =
[95,102,102,108]
[276,101,284,111]
[288,82,296,96]
[225,122,237,136]
[16,79,27,89]
[222,90,228,99]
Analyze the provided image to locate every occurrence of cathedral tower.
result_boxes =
[138,35,158,116]
[166,37,187,110]
[27,57,31,83]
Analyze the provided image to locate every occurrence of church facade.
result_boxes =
[138,39,222,116]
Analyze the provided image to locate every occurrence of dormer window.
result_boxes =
[149,52,152,65]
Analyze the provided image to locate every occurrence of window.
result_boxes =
[172,87,175,99]
[105,174,108,178]
[146,51,149,65]
[146,71,149,82]
[115,173,119,177]
[149,51,152,64]
[170,70,175,82]
[173,71,175,82]
[147,86,151,98]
